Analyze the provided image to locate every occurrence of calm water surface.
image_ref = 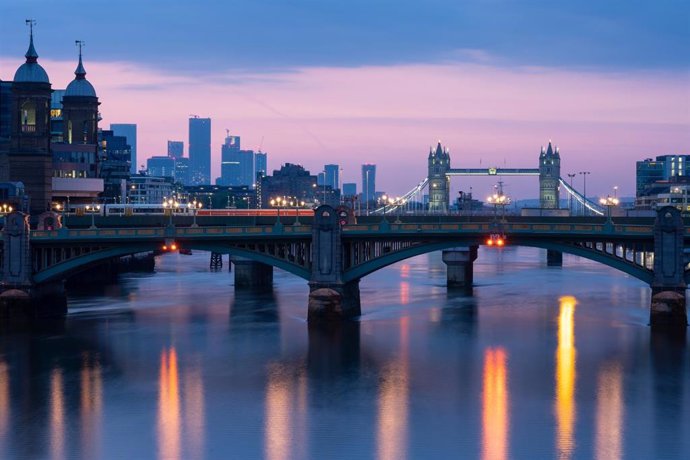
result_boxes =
[0,247,688,459]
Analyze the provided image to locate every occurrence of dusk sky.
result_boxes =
[1,0,688,199]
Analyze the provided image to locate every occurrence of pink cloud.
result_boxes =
[1,58,688,199]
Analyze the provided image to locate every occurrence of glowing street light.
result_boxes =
[85,203,101,229]
[188,200,202,227]
[0,203,14,216]
[162,198,180,227]
[599,196,619,225]
[270,197,287,226]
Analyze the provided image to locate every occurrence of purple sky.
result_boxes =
[1,1,688,199]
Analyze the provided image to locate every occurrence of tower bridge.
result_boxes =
[378,141,604,216]
[1,206,688,331]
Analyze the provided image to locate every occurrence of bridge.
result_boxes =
[1,206,688,331]
[376,141,604,216]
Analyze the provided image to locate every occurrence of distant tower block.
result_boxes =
[428,141,451,212]
[539,140,561,209]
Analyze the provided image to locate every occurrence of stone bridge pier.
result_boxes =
[650,207,687,332]
[0,212,66,322]
[308,206,361,322]
[231,256,273,289]
[442,246,478,290]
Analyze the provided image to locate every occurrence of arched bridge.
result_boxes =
[1,207,688,327]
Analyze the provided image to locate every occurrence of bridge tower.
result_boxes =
[428,141,451,212]
[539,141,560,209]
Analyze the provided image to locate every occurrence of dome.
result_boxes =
[65,78,96,97]
[64,46,97,98]
[13,28,50,84]
[13,62,50,83]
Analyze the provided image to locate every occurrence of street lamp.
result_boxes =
[599,196,619,225]
[0,203,14,215]
[85,203,101,229]
[487,192,510,222]
[162,198,179,227]
[188,200,202,227]
[270,197,286,226]
[567,173,576,215]
[579,171,591,215]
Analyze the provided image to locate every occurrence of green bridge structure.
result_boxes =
[1,205,688,331]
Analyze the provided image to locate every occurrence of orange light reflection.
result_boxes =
[183,363,205,460]
[80,353,102,459]
[377,316,409,460]
[400,281,409,305]
[51,368,65,460]
[265,365,292,460]
[555,296,577,460]
[482,348,509,460]
[0,359,9,446]
[158,348,181,460]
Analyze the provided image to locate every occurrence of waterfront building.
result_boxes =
[167,140,183,159]
[636,155,690,197]
[175,157,190,186]
[189,116,211,185]
[184,184,255,209]
[110,123,137,174]
[128,174,174,204]
[342,182,357,197]
[8,26,54,213]
[259,163,319,208]
[255,151,267,179]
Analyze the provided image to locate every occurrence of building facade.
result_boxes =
[189,116,211,185]
[538,141,561,209]
[324,164,339,191]
[636,155,690,197]
[167,140,183,160]
[427,142,450,213]
[219,134,254,186]
[110,123,137,174]
[361,164,376,211]
[147,156,176,178]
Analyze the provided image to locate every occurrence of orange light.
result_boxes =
[162,245,168,251]
[497,239,504,246]
[487,238,494,246]
[170,244,178,251]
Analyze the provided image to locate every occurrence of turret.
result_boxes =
[427,141,451,212]
[539,140,561,209]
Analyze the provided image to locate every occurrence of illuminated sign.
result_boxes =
[488,168,497,175]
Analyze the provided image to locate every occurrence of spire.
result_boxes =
[74,40,86,80]
[546,140,554,156]
[435,141,443,156]
[25,19,38,63]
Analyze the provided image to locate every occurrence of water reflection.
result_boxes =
[482,348,509,460]
[0,359,8,448]
[50,368,65,460]
[595,363,623,460]
[377,317,410,460]
[555,296,577,460]
[264,363,307,460]
[80,353,102,459]
[183,362,205,460]
[158,348,181,460]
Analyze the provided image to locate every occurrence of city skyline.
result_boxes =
[1,2,687,199]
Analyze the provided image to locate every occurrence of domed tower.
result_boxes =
[9,20,53,214]
[427,141,450,213]
[539,140,561,209]
[62,41,99,145]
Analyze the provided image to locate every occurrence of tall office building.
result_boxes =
[324,164,339,191]
[188,116,211,185]
[167,140,183,159]
[255,152,267,180]
[220,134,254,186]
[361,164,376,206]
[174,157,190,186]
[99,129,131,202]
[110,123,137,174]
[636,155,690,197]
[147,156,175,178]
[342,183,357,197]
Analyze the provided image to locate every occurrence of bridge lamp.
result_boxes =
[188,200,202,227]
[85,204,100,229]
[599,196,619,224]
[0,203,14,215]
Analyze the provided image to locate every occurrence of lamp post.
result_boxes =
[0,203,14,216]
[293,199,305,225]
[567,173,576,215]
[85,203,101,229]
[599,196,619,226]
[380,194,388,222]
[579,171,591,215]
[270,197,286,226]
[163,198,179,227]
[188,200,202,227]
[394,196,404,224]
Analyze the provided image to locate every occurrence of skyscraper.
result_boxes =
[167,140,183,159]
[324,164,339,191]
[361,164,376,208]
[110,123,137,174]
[342,183,357,197]
[255,151,267,181]
[147,156,175,178]
[220,134,254,186]
[189,116,211,185]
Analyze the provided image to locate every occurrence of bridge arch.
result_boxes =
[343,239,653,284]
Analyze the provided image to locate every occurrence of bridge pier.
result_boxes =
[442,246,478,290]
[231,256,273,290]
[308,205,361,322]
[650,207,687,332]
[547,249,563,266]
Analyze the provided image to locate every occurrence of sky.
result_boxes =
[1,0,688,199]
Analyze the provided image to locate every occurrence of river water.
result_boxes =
[0,246,688,459]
